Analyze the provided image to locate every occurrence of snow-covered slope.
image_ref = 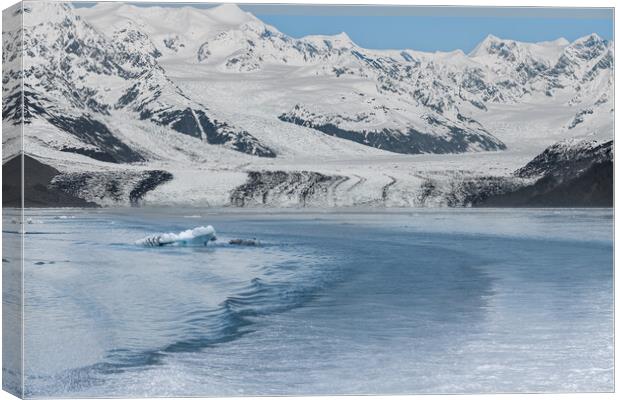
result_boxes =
[3,1,275,165]
[77,2,259,62]
[2,2,614,207]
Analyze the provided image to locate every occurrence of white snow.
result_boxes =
[3,2,613,207]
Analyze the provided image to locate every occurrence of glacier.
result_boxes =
[1,2,613,207]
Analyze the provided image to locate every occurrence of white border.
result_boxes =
[0,0,615,400]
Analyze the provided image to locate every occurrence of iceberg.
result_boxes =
[135,226,217,247]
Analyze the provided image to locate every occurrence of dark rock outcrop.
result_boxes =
[278,110,506,155]
[50,169,173,206]
[148,108,276,158]
[46,115,145,163]
[129,170,173,206]
[230,170,346,207]
[2,154,98,207]
[477,140,613,207]
[480,161,612,207]
[515,140,612,179]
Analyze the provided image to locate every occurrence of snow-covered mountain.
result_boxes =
[2,2,614,207]
[3,2,275,164]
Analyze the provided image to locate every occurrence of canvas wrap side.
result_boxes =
[3,1,25,398]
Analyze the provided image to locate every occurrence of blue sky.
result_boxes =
[73,2,614,53]
[252,14,613,53]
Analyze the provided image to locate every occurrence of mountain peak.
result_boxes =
[206,3,255,25]
[333,32,351,41]
[572,33,606,47]
[483,33,501,42]
[303,31,356,50]
[565,33,608,61]
[330,31,355,46]
[469,34,507,57]
[23,1,76,26]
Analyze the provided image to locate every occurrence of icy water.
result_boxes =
[7,208,614,397]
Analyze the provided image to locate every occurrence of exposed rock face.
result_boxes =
[144,108,275,157]
[47,115,145,163]
[230,170,348,207]
[127,171,174,206]
[515,139,612,179]
[444,176,523,207]
[477,139,613,207]
[116,71,276,157]
[3,2,276,163]
[279,107,506,155]
[50,169,173,207]
[2,154,98,207]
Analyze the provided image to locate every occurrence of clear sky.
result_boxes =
[253,14,613,53]
[73,2,614,53]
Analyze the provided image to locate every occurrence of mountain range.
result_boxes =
[2,2,614,207]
